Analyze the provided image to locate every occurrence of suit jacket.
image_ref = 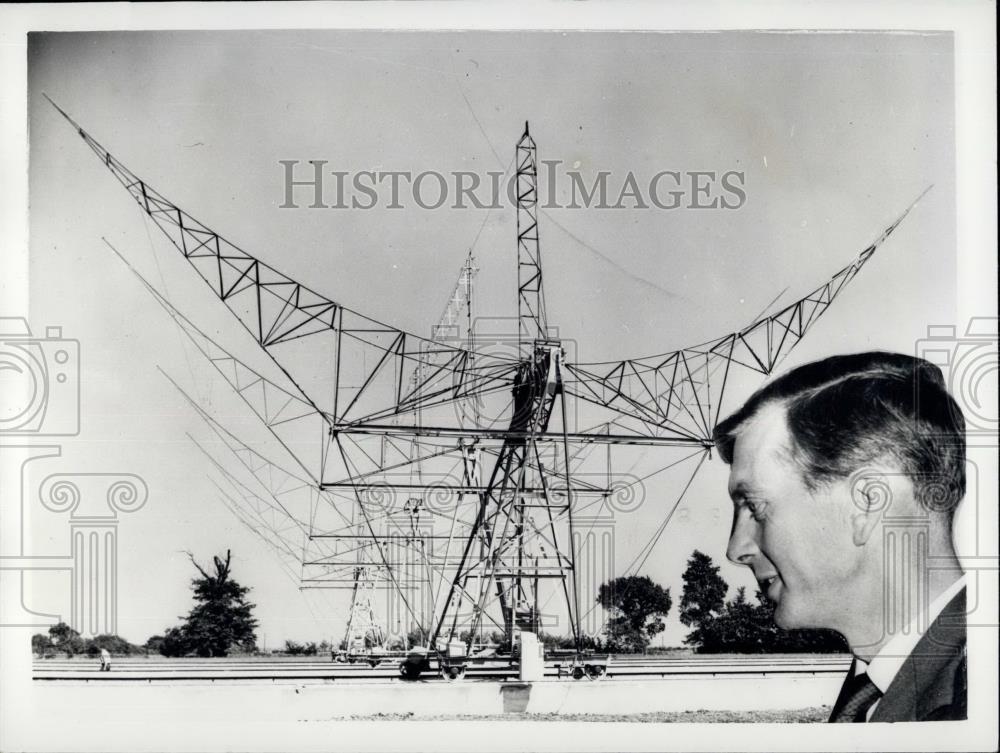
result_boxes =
[830,587,967,722]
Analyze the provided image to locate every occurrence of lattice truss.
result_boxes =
[50,95,925,647]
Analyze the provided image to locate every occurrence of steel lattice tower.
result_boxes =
[47,94,927,661]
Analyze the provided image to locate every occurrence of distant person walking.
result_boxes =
[99,648,111,672]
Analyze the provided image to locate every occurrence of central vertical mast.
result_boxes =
[431,122,580,657]
[516,122,548,355]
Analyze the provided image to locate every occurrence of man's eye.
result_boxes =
[746,501,765,520]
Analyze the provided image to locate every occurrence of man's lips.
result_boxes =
[757,574,781,597]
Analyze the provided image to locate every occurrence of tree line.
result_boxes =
[32,622,148,659]
[33,550,258,659]
[33,548,847,658]
[537,550,845,654]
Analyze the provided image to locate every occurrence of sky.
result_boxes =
[22,29,960,648]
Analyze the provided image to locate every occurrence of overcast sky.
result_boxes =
[24,29,958,647]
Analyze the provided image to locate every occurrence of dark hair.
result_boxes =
[713,352,966,514]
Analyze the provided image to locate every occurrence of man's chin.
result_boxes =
[773,600,801,630]
[773,599,828,631]
[773,609,793,630]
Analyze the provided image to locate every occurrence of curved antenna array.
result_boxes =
[49,95,926,655]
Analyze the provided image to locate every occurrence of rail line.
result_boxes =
[33,654,852,683]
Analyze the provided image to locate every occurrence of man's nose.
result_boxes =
[726,513,759,566]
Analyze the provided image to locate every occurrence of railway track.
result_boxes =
[33,654,852,682]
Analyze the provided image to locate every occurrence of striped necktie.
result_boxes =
[829,669,883,723]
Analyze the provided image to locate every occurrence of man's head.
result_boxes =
[714,351,966,632]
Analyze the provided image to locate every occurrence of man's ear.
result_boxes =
[849,469,896,546]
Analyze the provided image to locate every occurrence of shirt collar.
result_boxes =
[856,574,966,693]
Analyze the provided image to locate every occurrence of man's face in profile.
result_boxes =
[725,402,858,631]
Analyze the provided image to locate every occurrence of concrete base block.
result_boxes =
[518,632,544,682]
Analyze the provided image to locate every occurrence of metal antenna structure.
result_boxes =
[48,95,927,662]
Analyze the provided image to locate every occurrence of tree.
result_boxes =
[84,634,137,657]
[144,635,165,656]
[48,622,77,644]
[679,550,728,627]
[703,587,766,652]
[680,551,730,650]
[537,631,602,651]
[597,575,672,653]
[159,626,189,657]
[175,550,258,657]
[47,622,85,657]
[32,633,54,658]
[283,640,318,656]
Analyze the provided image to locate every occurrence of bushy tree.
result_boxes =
[144,635,165,655]
[48,622,77,644]
[680,551,728,627]
[182,550,258,657]
[597,575,672,652]
[84,633,136,657]
[31,633,54,658]
[697,587,766,652]
[537,631,603,651]
[284,640,319,656]
[159,626,189,657]
[47,622,85,657]
[154,550,258,657]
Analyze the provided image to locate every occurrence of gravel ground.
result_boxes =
[321,707,831,723]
